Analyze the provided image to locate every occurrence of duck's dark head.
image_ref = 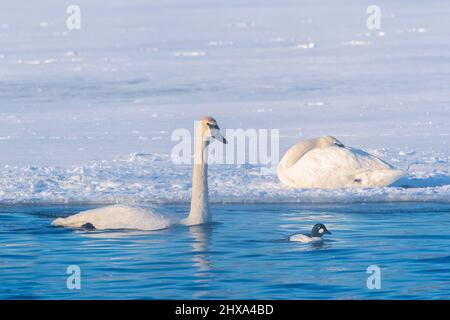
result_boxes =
[311,223,331,237]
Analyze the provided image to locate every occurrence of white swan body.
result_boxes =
[278,136,404,189]
[52,205,173,230]
[52,116,227,231]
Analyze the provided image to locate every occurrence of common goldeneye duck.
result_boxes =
[289,223,331,243]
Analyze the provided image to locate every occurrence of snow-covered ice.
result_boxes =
[1,150,449,204]
[0,0,449,204]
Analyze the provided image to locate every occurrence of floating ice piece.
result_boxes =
[227,22,255,29]
[174,51,206,57]
[406,27,427,33]
[342,40,370,46]
[295,42,315,49]
[306,101,325,107]
[208,41,233,47]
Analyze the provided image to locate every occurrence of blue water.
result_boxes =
[1,202,450,299]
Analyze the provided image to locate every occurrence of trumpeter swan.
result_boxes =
[52,116,227,230]
[277,136,404,189]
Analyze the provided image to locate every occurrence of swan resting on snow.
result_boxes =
[52,116,227,231]
[277,136,404,189]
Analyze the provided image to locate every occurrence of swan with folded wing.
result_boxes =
[277,136,404,189]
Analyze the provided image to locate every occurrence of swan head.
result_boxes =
[319,136,345,148]
[199,116,227,145]
[311,223,331,237]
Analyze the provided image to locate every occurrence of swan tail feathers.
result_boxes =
[353,169,405,187]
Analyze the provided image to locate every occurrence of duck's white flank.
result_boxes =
[289,234,322,243]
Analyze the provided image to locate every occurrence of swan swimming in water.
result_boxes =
[52,116,227,231]
[277,136,404,189]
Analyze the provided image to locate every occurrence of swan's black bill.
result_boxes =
[215,135,227,144]
[212,130,227,144]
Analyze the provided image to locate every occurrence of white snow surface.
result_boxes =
[1,0,450,204]
[1,151,450,204]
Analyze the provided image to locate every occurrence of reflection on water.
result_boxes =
[189,225,213,298]
[189,225,213,273]
[1,203,450,299]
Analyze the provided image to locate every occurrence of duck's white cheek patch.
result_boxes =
[319,228,324,234]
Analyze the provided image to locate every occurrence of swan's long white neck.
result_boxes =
[185,125,210,225]
[277,138,323,187]
[278,139,317,170]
